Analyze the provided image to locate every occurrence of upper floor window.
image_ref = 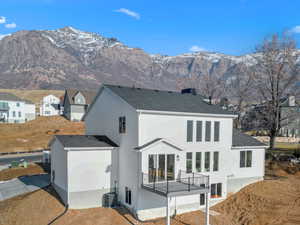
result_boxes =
[16,102,20,107]
[196,152,202,172]
[196,121,202,142]
[205,121,211,142]
[214,121,220,142]
[13,111,16,117]
[240,150,252,168]
[186,120,193,142]
[119,116,126,133]
[18,111,21,118]
[186,152,193,173]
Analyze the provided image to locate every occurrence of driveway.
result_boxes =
[0,174,50,201]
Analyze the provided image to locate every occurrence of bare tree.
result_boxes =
[176,71,227,102]
[226,64,255,128]
[252,33,299,149]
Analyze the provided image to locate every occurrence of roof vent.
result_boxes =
[181,88,197,95]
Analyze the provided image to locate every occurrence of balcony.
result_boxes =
[141,170,209,197]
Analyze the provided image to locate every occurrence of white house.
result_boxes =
[40,94,60,116]
[50,85,267,225]
[0,93,36,123]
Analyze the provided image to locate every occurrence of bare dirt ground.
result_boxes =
[0,116,85,153]
[1,161,299,225]
[0,163,48,181]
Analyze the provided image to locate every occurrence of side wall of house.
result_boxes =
[7,100,26,123]
[70,105,86,121]
[51,140,68,205]
[67,149,115,209]
[24,103,36,121]
[85,88,139,212]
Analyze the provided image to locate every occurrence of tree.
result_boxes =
[252,33,299,149]
[176,71,227,103]
[226,64,255,128]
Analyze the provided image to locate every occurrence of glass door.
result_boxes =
[167,154,175,180]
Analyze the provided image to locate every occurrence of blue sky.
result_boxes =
[1,0,300,56]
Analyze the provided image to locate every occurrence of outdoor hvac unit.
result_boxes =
[103,192,118,208]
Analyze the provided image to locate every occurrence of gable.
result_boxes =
[74,92,86,105]
[135,138,184,153]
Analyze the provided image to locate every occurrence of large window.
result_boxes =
[13,111,16,117]
[125,187,132,205]
[196,152,202,172]
[205,121,211,142]
[18,111,21,118]
[186,152,193,173]
[200,193,205,205]
[148,154,157,182]
[196,121,202,142]
[167,154,175,180]
[187,120,193,142]
[119,116,126,133]
[213,152,219,171]
[211,183,222,198]
[158,155,165,181]
[214,121,220,142]
[240,151,252,168]
[204,152,210,172]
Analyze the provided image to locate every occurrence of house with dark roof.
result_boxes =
[62,89,97,121]
[0,92,36,123]
[50,84,267,225]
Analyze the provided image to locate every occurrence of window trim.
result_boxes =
[205,121,211,142]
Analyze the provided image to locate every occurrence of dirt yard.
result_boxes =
[1,162,299,225]
[0,163,48,181]
[0,116,85,153]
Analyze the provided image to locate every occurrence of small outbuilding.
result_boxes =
[50,135,118,209]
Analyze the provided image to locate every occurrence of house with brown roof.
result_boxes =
[62,89,97,121]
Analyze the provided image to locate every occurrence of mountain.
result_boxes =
[0,26,258,90]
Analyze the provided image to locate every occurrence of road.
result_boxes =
[0,153,43,166]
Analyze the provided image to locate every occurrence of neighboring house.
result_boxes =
[242,95,300,137]
[62,89,97,121]
[0,93,35,123]
[50,85,267,225]
[24,100,36,122]
[40,95,60,116]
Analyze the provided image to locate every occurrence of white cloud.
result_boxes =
[114,8,140,20]
[0,16,6,24]
[5,22,16,29]
[0,34,10,40]
[189,45,206,52]
[289,26,300,34]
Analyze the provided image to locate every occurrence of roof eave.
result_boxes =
[64,146,117,151]
[137,109,238,118]
[231,145,268,149]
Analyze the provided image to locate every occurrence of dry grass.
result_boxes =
[1,162,299,225]
[0,89,64,105]
[0,116,85,153]
[0,163,48,181]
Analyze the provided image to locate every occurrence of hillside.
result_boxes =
[0,116,84,153]
[0,26,263,91]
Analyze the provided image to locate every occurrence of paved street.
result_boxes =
[0,174,50,201]
[0,153,43,166]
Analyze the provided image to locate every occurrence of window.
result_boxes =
[240,151,252,168]
[16,102,20,107]
[213,152,219,171]
[158,154,165,181]
[148,154,157,182]
[200,193,205,205]
[119,116,126,133]
[204,152,210,172]
[167,154,175,180]
[211,183,222,198]
[196,121,202,142]
[186,152,193,173]
[45,103,50,107]
[196,152,202,172]
[214,121,220,142]
[45,111,50,115]
[187,120,193,142]
[205,121,211,142]
[125,187,132,205]
[18,111,21,118]
[13,111,16,117]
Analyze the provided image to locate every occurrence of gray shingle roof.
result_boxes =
[65,89,97,105]
[0,93,24,102]
[55,135,118,148]
[104,85,235,115]
[232,129,267,147]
